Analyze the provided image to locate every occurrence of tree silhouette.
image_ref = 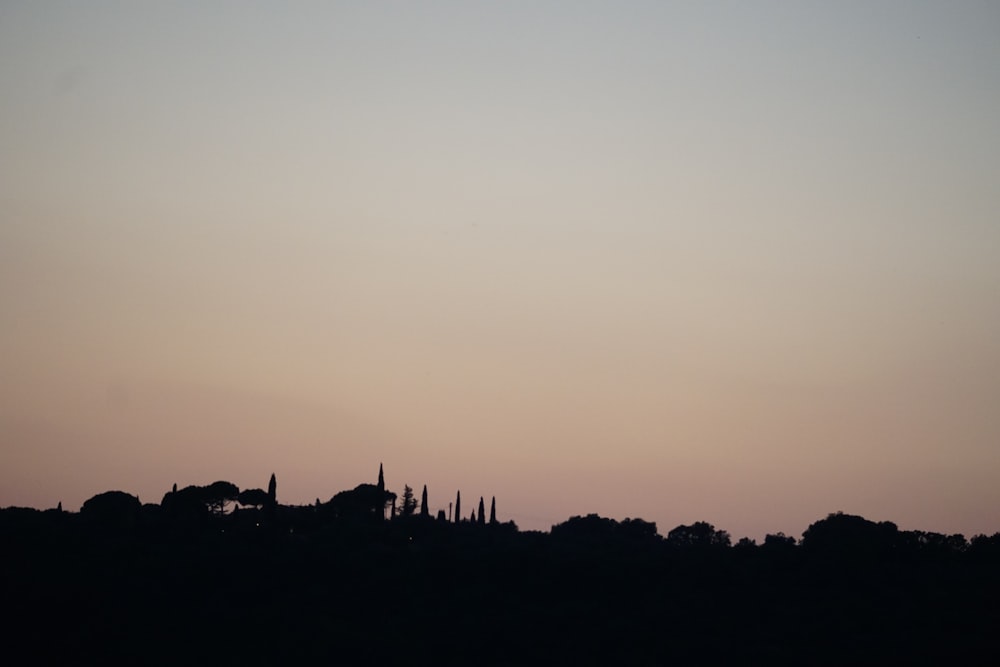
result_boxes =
[204,481,240,517]
[454,491,461,524]
[267,473,277,504]
[666,521,731,548]
[619,517,658,541]
[801,512,898,557]
[763,532,796,549]
[420,485,429,517]
[400,485,417,517]
[328,483,395,523]
[478,497,486,526]
[490,496,496,525]
[238,488,270,509]
[970,533,1000,557]
[80,490,141,528]
[161,485,211,523]
[551,514,619,542]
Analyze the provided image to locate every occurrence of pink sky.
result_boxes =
[2,3,999,540]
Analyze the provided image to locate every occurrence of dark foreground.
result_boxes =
[3,507,999,666]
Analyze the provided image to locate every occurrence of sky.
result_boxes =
[2,1,999,540]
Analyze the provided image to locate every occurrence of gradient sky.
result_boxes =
[2,2,999,540]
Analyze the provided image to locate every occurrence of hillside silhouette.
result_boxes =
[3,464,999,665]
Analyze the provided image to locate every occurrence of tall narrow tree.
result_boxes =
[490,496,496,525]
[454,491,461,524]
[478,497,486,526]
[267,473,277,504]
[377,463,385,493]
[420,485,429,517]
[400,485,417,517]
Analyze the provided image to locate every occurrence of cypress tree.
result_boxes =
[471,509,476,523]
[377,463,385,492]
[399,485,417,516]
[478,497,486,526]
[268,473,277,504]
[455,491,461,524]
[421,485,429,517]
[490,496,496,525]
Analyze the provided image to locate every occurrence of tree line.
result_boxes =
[4,464,1000,558]
[3,463,999,665]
